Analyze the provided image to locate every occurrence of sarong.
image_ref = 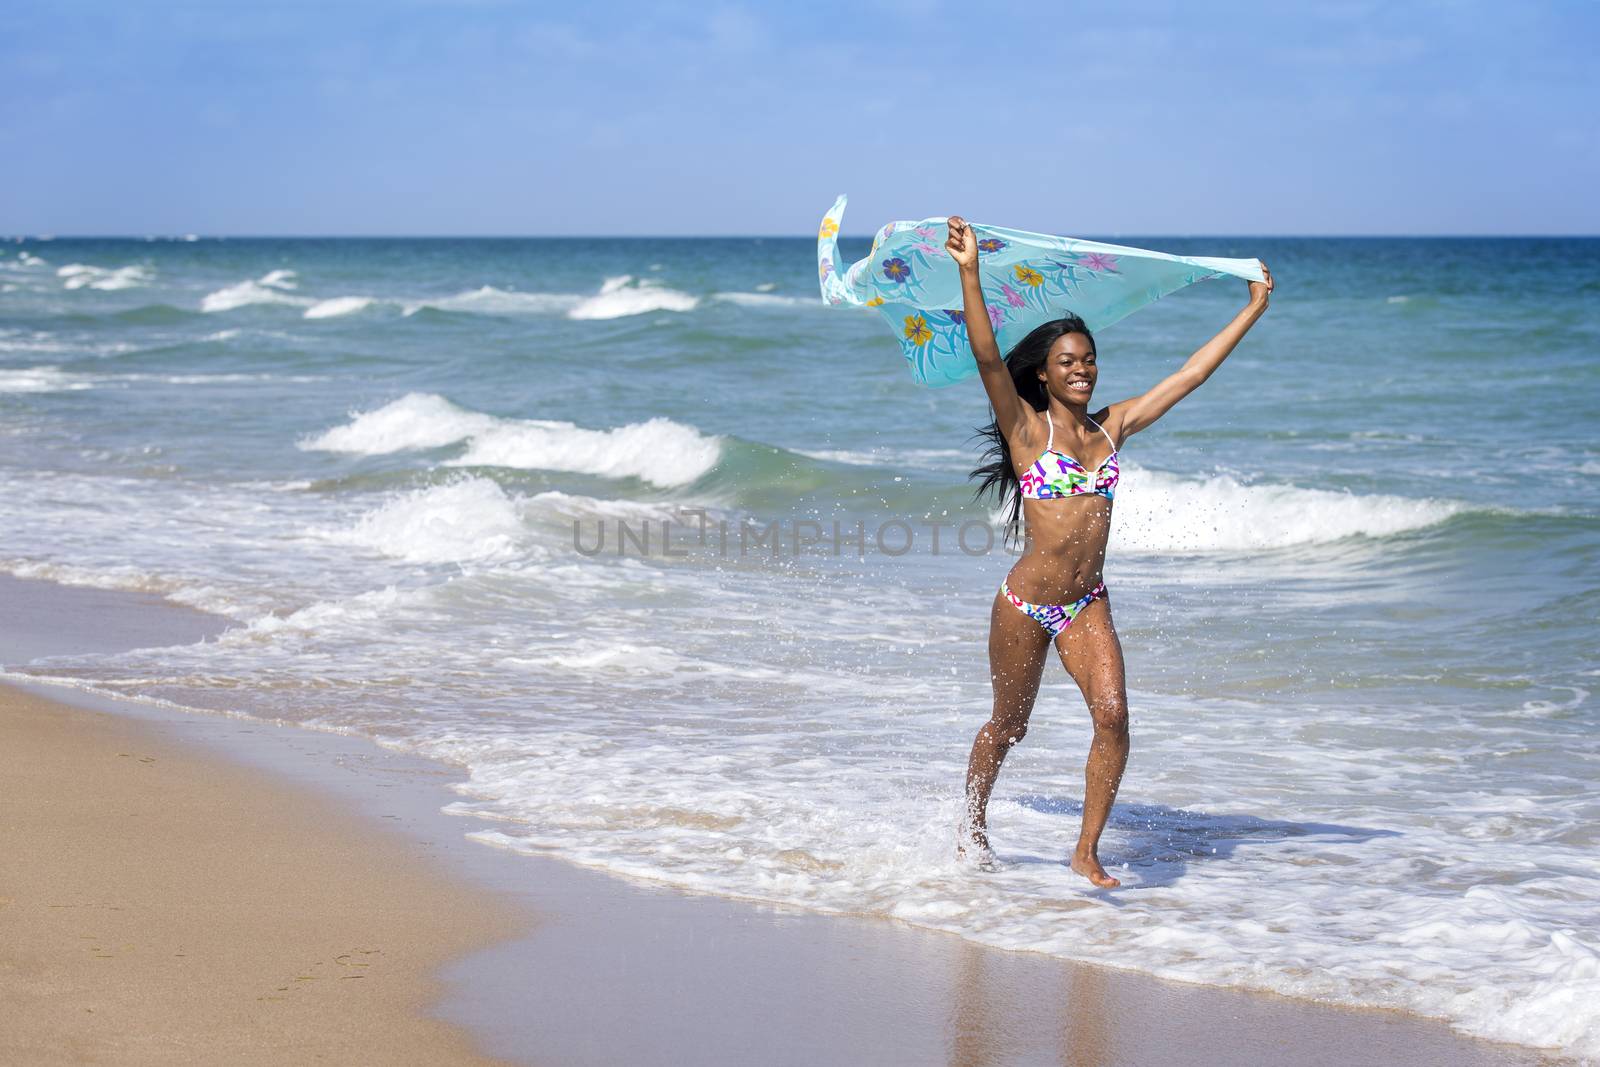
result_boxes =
[816,194,1265,387]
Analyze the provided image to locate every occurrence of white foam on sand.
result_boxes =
[231,584,439,639]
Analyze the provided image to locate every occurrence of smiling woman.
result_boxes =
[1,222,1596,1063]
[940,210,1273,884]
[3,0,1597,1057]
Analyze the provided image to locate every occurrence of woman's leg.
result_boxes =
[961,590,1053,856]
[1054,594,1129,888]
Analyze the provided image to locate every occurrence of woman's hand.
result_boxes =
[1248,260,1273,308]
[1110,259,1274,442]
[946,216,978,272]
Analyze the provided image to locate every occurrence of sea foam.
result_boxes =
[299,392,499,454]
[712,291,810,308]
[450,416,719,486]
[201,270,314,313]
[327,478,529,564]
[0,366,94,393]
[402,286,580,317]
[57,263,154,290]
[300,393,721,488]
[567,275,698,320]
[396,276,697,320]
[1112,466,1458,553]
[304,296,374,319]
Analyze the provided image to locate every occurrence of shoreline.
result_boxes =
[0,575,1570,1065]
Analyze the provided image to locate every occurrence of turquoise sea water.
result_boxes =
[2,234,1596,1059]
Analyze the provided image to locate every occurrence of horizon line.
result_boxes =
[8,232,1600,241]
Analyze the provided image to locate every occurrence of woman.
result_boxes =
[947,216,1273,887]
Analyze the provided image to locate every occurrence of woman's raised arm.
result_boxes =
[1107,262,1274,442]
[947,216,1032,440]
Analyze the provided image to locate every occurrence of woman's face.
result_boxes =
[1038,331,1097,404]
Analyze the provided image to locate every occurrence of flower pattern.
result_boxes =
[814,194,1264,387]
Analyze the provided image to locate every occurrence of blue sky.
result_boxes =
[3,1,1595,236]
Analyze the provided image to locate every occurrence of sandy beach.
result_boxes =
[0,680,525,1066]
[7,4,1598,1062]
[0,575,1571,1066]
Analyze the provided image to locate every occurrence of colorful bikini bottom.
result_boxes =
[1000,579,1106,638]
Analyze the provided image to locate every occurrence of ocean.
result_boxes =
[2,233,1596,1059]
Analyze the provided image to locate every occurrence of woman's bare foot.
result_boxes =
[956,820,999,870]
[959,844,1001,872]
[1069,847,1121,888]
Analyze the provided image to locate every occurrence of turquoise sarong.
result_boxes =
[816,194,1265,387]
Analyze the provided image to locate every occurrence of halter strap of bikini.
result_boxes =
[1044,412,1118,458]
[1086,415,1118,454]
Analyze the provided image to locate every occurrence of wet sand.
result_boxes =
[0,574,1569,1066]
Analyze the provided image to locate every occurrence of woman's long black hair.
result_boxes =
[969,315,1096,539]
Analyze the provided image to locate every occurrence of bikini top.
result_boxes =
[1017,413,1120,501]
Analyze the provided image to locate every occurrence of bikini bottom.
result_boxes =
[999,579,1106,638]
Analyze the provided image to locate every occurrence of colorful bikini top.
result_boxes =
[1018,413,1120,501]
